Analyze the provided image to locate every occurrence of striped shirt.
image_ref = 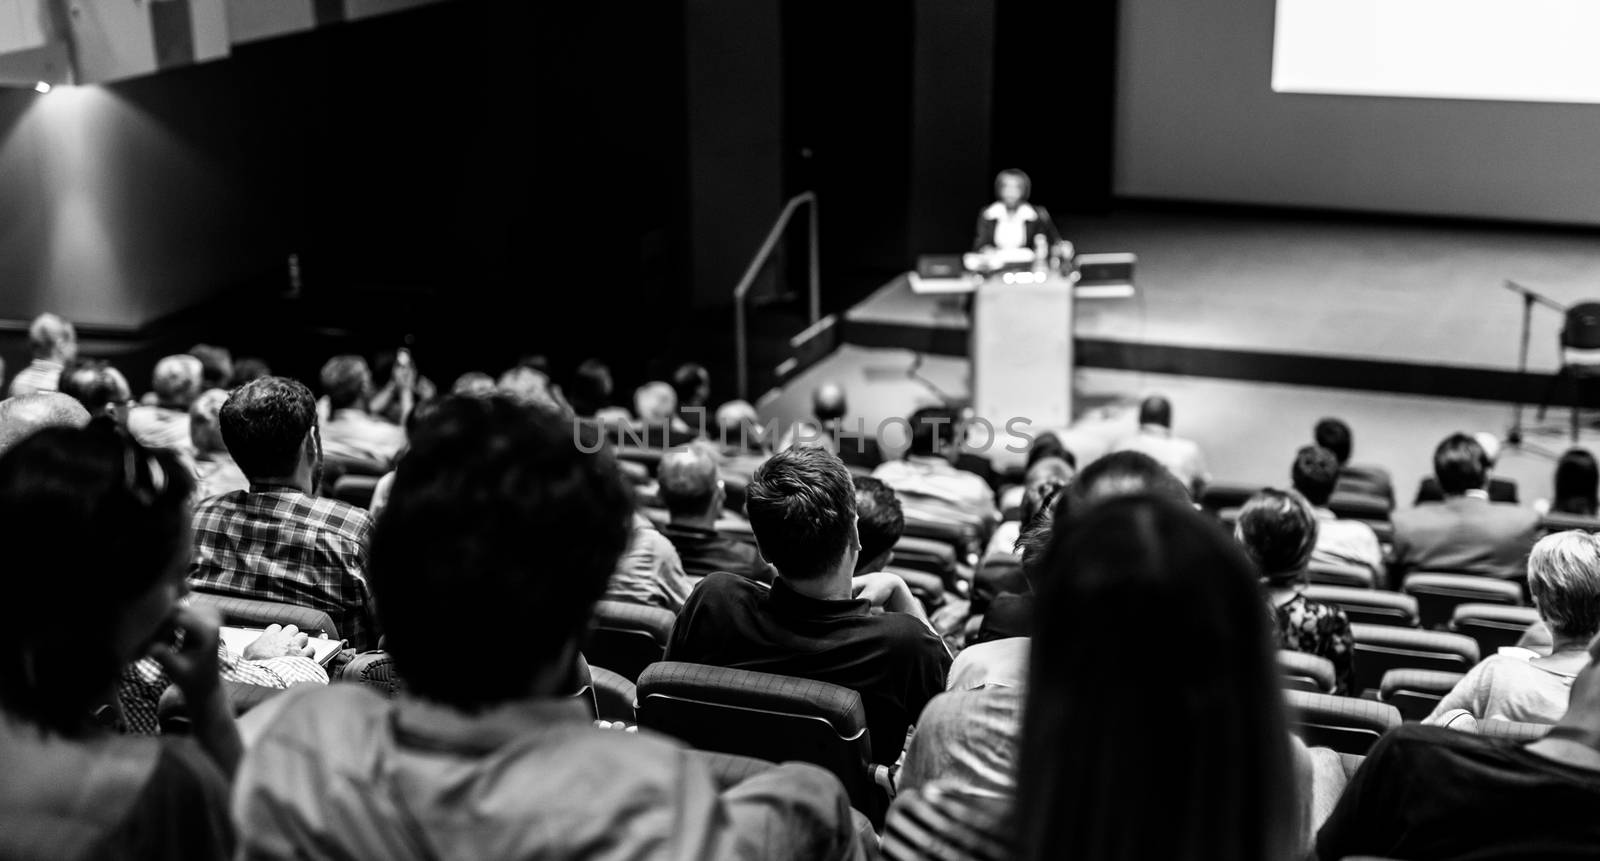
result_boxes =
[189,487,380,649]
[118,645,328,735]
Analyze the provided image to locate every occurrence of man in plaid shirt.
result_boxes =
[189,376,382,649]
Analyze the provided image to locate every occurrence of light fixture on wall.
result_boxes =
[34,82,52,94]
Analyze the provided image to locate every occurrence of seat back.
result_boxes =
[1284,690,1401,755]
[1539,511,1600,534]
[586,601,677,684]
[892,535,960,589]
[331,474,381,510]
[635,662,878,820]
[188,591,341,641]
[1306,562,1375,589]
[1198,482,1261,514]
[1303,585,1418,628]
[1450,604,1543,658]
[1278,650,1336,693]
[1563,301,1600,350]
[1350,624,1479,694]
[589,664,638,724]
[1402,572,1523,630]
[1377,668,1466,721]
[1327,492,1393,519]
[1476,719,1554,741]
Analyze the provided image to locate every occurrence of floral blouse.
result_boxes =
[1272,593,1356,695]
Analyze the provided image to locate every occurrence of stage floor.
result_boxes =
[839,209,1600,402]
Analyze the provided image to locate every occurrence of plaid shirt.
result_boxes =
[118,646,329,735]
[190,487,380,649]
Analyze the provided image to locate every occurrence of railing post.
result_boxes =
[807,194,820,325]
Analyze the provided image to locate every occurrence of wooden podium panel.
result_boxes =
[972,276,1074,462]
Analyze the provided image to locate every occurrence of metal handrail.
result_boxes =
[734,192,819,399]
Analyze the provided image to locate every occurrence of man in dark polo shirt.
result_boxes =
[656,445,774,584]
[1317,631,1600,860]
[665,446,951,765]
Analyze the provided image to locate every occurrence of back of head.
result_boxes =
[1015,494,1295,861]
[231,357,272,386]
[1235,488,1319,581]
[907,406,961,458]
[188,344,234,390]
[812,383,847,424]
[1290,445,1340,507]
[28,312,75,362]
[747,446,857,580]
[151,354,204,410]
[0,425,192,735]
[567,359,613,415]
[220,377,317,481]
[1528,531,1600,641]
[0,393,91,456]
[1137,395,1172,429]
[671,362,710,409]
[1473,431,1502,467]
[370,396,632,710]
[320,355,373,412]
[1433,432,1487,495]
[57,359,131,418]
[657,445,720,518]
[1022,450,1189,591]
[189,388,231,456]
[1313,418,1353,465]
[1555,448,1600,516]
[1020,456,1074,526]
[1026,431,1074,469]
[634,381,677,423]
[451,372,496,398]
[715,399,761,447]
[853,475,904,572]
[497,366,560,411]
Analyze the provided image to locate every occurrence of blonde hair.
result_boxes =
[1529,530,1600,639]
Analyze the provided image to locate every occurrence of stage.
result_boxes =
[755,207,1600,490]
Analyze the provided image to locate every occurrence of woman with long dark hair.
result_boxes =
[0,425,237,859]
[1552,447,1599,517]
[1012,494,1299,861]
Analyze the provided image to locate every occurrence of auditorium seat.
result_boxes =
[1475,719,1553,741]
[900,514,979,560]
[1378,669,1465,721]
[1198,482,1261,514]
[1450,604,1543,658]
[331,473,382,509]
[1307,561,1376,589]
[1350,624,1479,695]
[613,446,665,475]
[1327,491,1393,519]
[188,592,341,642]
[1402,573,1524,630]
[586,601,676,684]
[714,516,757,547]
[1303,585,1419,628]
[891,535,960,589]
[1540,511,1600,534]
[634,662,884,824]
[589,664,638,724]
[1284,690,1401,755]
[1278,650,1337,693]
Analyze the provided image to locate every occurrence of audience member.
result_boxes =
[0,392,90,455]
[605,511,695,613]
[8,312,76,397]
[127,354,204,456]
[1425,530,1600,727]
[189,388,249,500]
[655,445,775,584]
[1023,430,1075,469]
[1111,395,1210,495]
[1319,631,1600,859]
[230,357,271,386]
[57,358,133,426]
[666,446,951,765]
[568,358,629,423]
[989,454,1074,559]
[1316,417,1395,504]
[1416,430,1519,504]
[188,377,381,649]
[1237,488,1357,694]
[1290,445,1385,581]
[1392,433,1540,581]
[901,452,1188,801]
[775,383,850,456]
[1009,494,1302,861]
[188,344,234,390]
[1549,447,1599,517]
[0,425,237,858]
[671,361,711,431]
[872,406,999,527]
[319,355,407,468]
[497,365,567,412]
[715,399,768,454]
[234,396,871,860]
[368,348,436,426]
[853,475,906,575]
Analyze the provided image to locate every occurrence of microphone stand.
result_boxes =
[1504,280,1567,447]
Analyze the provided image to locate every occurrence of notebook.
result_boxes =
[220,626,345,667]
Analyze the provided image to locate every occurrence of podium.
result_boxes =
[971,275,1075,458]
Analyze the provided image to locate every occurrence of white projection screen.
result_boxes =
[1273,0,1600,104]
[1114,0,1600,225]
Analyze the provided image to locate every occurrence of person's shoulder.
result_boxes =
[948,637,1029,689]
[251,684,387,750]
[298,494,374,538]
[696,570,763,600]
[869,612,951,662]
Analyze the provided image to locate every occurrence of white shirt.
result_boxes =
[983,202,1037,251]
